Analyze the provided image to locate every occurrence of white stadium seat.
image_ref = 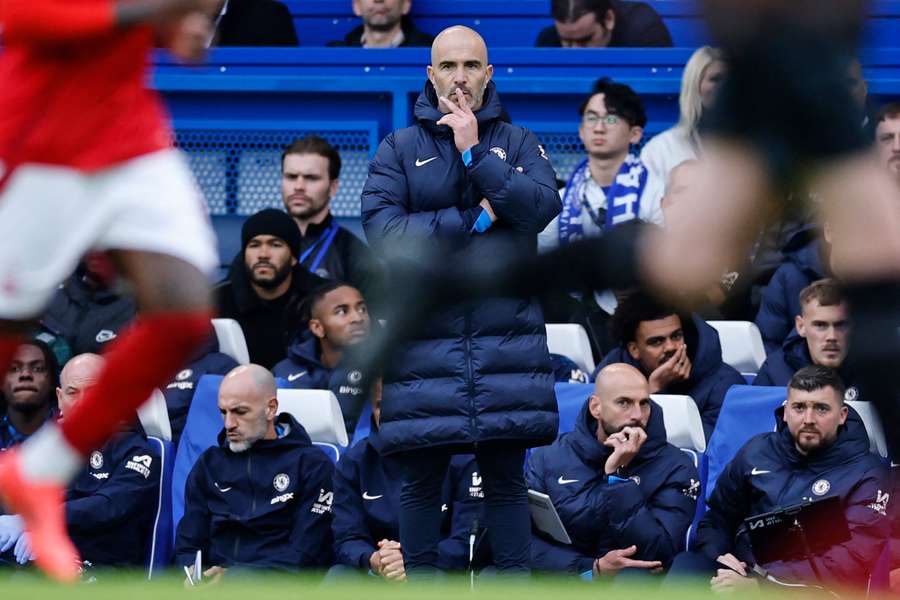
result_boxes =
[137,388,172,442]
[847,400,889,458]
[651,394,706,454]
[211,318,250,365]
[277,388,349,447]
[546,323,595,373]
[707,321,767,374]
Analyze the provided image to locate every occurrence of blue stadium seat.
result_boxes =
[555,382,593,434]
[145,436,175,579]
[704,385,786,502]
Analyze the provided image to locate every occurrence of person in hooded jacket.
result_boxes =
[755,279,855,392]
[175,365,334,577]
[39,253,137,361]
[755,227,829,354]
[360,26,561,575]
[527,364,698,578]
[273,282,371,434]
[668,366,890,592]
[594,291,743,440]
[162,329,240,447]
[2,354,160,568]
[329,378,485,580]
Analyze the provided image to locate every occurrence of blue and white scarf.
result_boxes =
[557,153,648,246]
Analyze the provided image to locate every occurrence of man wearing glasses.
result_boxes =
[539,78,664,254]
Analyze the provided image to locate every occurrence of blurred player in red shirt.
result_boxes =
[0,0,220,582]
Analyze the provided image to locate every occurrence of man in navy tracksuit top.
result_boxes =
[526,364,698,579]
[755,279,857,394]
[668,366,890,592]
[1,354,160,568]
[273,282,371,434]
[360,26,561,575]
[331,382,486,580]
[175,365,334,576]
[595,291,743,440]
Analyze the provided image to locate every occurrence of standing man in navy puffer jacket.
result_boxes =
[361,25,561,576]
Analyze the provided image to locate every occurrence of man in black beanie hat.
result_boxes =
[214,209,324,369]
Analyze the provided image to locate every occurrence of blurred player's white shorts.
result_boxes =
[0,149,218,319]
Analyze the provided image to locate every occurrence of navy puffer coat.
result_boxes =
[361,80,561,454]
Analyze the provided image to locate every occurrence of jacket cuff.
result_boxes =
[576,556,596,574]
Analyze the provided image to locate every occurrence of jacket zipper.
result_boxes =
[465,310,476,438]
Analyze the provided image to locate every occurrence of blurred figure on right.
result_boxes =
[640,46,726,186]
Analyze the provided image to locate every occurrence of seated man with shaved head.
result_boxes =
[2,353,161,568]
[525,363,699,579]
[175,365,335,578]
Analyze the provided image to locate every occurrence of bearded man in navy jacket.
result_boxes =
[175,365,334,578]
[527,363,698,579]
[668,366,890,592]
[361,25,561,576]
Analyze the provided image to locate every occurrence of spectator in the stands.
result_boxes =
[273,282,372,433]
[526,363,698,578]
[208,0,299,47]
[327,0,433,48]
[539,77,663,253]
[755,227,830,354]
[875,103,900,180]
[330,378,485,579]
[0,341,58,450]
[280,136,379,297]
[214,209,324,369]
[162,329,239,447]
[176,365,335,575]
[595,291,744,440]
[40,252,136,362]
[535,0,671,48]
[755,280,855,392]
[640,46,726,186]
[2,354,161,568]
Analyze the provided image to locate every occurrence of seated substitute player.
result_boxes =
[755,279,854,390]
[526,363,698,579]
[3,354,161,568]
[214,209,324,369]
[594,291,743,440]
[175,365,334,577]
[273,282,372,434]
[1,341,59,451]
[667,365,889,592]
[330,378,485,580]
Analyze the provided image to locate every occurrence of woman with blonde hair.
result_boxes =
[640,46,726,184]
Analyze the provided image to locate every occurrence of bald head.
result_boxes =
[589,363,652,438]
[57,353,105,417]
[219,365,279,452]
[428,26,493,112]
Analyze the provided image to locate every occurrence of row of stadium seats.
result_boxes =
[546,320,767,378]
